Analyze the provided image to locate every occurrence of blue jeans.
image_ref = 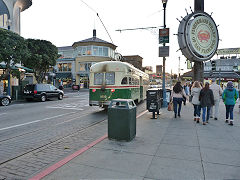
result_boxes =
[193,105,201,117]
[202,106,211,122]
[173,97,183,116]
[225,105,234,120]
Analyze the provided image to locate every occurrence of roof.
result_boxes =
[72,37,117,49]
[57,58,75,62]
[58,46,74,51]
[18,0,32,12]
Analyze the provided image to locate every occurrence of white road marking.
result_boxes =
[47,107,83,110]
[0,113,7,116]
[0,112,76,131]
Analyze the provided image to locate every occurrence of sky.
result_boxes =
[21,0,240,74]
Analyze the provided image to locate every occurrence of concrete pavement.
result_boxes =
[31,100,240,180]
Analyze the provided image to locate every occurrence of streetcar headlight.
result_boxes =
[92,89,96,92]
[111,89,115,92]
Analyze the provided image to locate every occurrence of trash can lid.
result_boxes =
[109,99,136,109]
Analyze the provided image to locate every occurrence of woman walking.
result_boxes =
[222,81,239,126]
[171,82,187,118]
[191,81,202,123]
[199,82,214,125]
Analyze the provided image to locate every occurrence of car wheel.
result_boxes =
[41,95,46,102]
[1,97,10,106]
[58,93,63,100]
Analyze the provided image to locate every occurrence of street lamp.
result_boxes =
[161,0,168,107]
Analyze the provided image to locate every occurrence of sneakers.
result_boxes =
[225,120,229,123]
[229,121,233,126]
[174,114,177,118]
[196,117,200,123]
[203,122,206,125]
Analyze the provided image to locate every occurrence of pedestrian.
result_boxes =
[171,81,187,118]
[191,81,202,123]
[210,79,223,120]
[222,81,239,126]
[183,83,189,105]
[199,82,214,125]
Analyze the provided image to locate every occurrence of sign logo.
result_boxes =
[198,30,210,43]
[178,12,219,62]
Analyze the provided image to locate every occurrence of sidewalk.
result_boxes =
[35,101,240,180]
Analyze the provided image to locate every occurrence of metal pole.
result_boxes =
[193,0,204,82]
[162,2,167,107]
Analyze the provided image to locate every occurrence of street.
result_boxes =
[0,90,146,179]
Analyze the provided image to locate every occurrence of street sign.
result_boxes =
[159,46,169,57]
[159,28,169,44]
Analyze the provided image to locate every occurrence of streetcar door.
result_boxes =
[140,76,143,100]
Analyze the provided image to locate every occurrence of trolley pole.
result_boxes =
[193,0,204,82]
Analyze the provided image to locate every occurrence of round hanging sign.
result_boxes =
[178,12,219,62]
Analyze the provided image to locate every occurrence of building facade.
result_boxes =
[0,0,32,95]
[56,29,117,88]
[0,0,32,34]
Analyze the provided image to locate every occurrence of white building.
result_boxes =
[0,0,32,34]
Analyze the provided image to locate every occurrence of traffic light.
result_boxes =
[211,60,216,71]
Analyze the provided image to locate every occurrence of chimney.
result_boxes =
[93,29,96,38]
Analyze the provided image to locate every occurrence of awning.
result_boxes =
[0,64,33,72]
[56,72,72,79]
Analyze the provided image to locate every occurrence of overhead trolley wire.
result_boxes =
[80,0,114,44]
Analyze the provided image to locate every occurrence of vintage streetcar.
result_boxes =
[89,61,149,108]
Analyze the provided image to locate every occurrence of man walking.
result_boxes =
[210,79,223,120]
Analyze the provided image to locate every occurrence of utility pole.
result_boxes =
[178,57,181,81]
[193,0,204,82]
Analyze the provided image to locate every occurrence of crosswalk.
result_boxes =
[46,100,89,110]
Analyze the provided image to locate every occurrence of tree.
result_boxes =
[0,28,29,76]
[23,39,59,83]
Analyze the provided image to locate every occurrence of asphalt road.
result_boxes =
[0,90,147,179]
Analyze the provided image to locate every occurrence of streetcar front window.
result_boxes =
[94,73,104,85]
[121,77,128,85]
[105,72,115,85]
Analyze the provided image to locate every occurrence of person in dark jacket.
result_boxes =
[222,81,239,126]
[199,82,214,125]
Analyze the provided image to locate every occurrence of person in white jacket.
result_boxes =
[191,81,202,123]
[210,79,223,120]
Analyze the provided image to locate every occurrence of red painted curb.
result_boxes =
[29,134,107,180]
[29,110,148,180]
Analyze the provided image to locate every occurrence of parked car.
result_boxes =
[0,95,11,106]
[23,84,64,102]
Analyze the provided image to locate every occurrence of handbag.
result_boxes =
[167,102,173,111]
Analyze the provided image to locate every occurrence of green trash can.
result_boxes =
[108,99,137,141]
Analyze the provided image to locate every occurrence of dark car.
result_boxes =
[23,84,64,102]
[0,95,11,106]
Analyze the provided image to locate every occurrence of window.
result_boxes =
[68,63,72,71]
[121,77,128,85]
[105,72,115,85]
[82,47,87,55]
[94,73,104,85]
[87,46,91,55]
[103,47,108,56]
[93,46,98,56]
[79,63,85,71]
[63,64,68,71]
[58,63,63,72]
[99,47,103,56]
[129,77,133,85]
[0,0,9,28]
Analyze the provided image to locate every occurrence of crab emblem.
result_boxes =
[198,30,210,43]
